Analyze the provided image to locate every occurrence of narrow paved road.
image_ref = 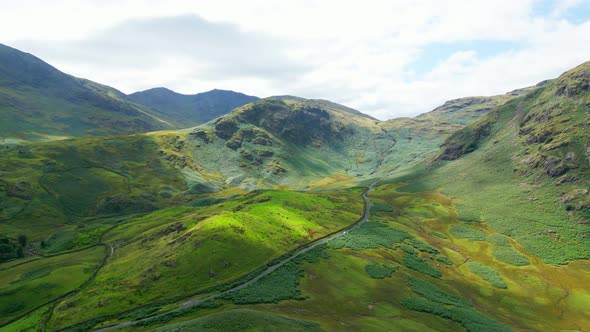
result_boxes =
[94,182,378,331]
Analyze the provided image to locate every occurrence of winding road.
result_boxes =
[94,182,378,331]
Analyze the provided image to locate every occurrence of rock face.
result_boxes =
[234,99,351,147]
[543,157,571,178]
[7,181,33,199]
[435,61,590,221]
[214,118,239,140]
[437,118,494,161]
[555,62,590,97]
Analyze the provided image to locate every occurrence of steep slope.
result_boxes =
[374,92,530,176]
[0,93,524,248]
[183,97,396,189]
[396,61,590,264]
[0,43,173,142]
[3,62,590,332]
[127,88,259,127]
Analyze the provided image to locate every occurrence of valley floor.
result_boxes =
[2,183,590,332]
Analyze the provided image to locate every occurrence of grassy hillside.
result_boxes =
[102,184,590,332]
[127,88,259,128]
[42,188,362,330]
[0,133,193,250]
[0,246,105,326]
[181,96,478,189]
[0,91,524,254]
[0,43,175,141]
[3,46,590,332]
[0,44,257,142]
[391,62,590,264]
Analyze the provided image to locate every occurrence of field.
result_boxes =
[0,246,105,326]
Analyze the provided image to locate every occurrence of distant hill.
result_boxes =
[0,44,258,142]
[0,43,172,142]
[127,88,259,128]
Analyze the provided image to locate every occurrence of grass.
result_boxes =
[46,189,363,330]
[0,305,49,332]
[177,184,590,332]
[3,65,590,332]
[389,82,590,264]
[0,246,104,325]
[0,134,188,248]
[468,262,507,289]
[150,309,322,332]
[130,300,224,328]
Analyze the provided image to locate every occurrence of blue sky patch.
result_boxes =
[532,0,590,23]
[408,40,518,77]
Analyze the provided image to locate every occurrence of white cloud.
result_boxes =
[1,0,589,120]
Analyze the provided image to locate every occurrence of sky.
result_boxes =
[1,0,590,120]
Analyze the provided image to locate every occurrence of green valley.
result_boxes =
[1,43,589,332]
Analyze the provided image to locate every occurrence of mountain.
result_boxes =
[396,61,590,264]
[127,87,259,127]
[2,47,590,332]
[0,91,533,249]
[0,44,257,143]
[0,94,475,250]
[0,43,173,142]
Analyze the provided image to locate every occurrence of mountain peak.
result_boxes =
[266,96,377,121]
[0,43,74,88]
[555,60,590,97]
[127,87,259,127]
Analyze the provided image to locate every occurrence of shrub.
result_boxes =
[371,202,393,213]
[449,225,486,241]
[432,231,448,239]
[493,247,530,266]
[408,238,439,254]
[402,277,513,332]
[402,297,513,332]
[400,243,417,254]
[402,254,442,278]
[365,263,397,279]
[329,221,410,250]
[468,262,507,289]
[435,254,452,265]
[486,235,530,266]
[17,235,28,247]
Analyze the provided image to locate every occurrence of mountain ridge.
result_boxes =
[127,87,259,127]
[0,43,259,142]
[2,44,590,332]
